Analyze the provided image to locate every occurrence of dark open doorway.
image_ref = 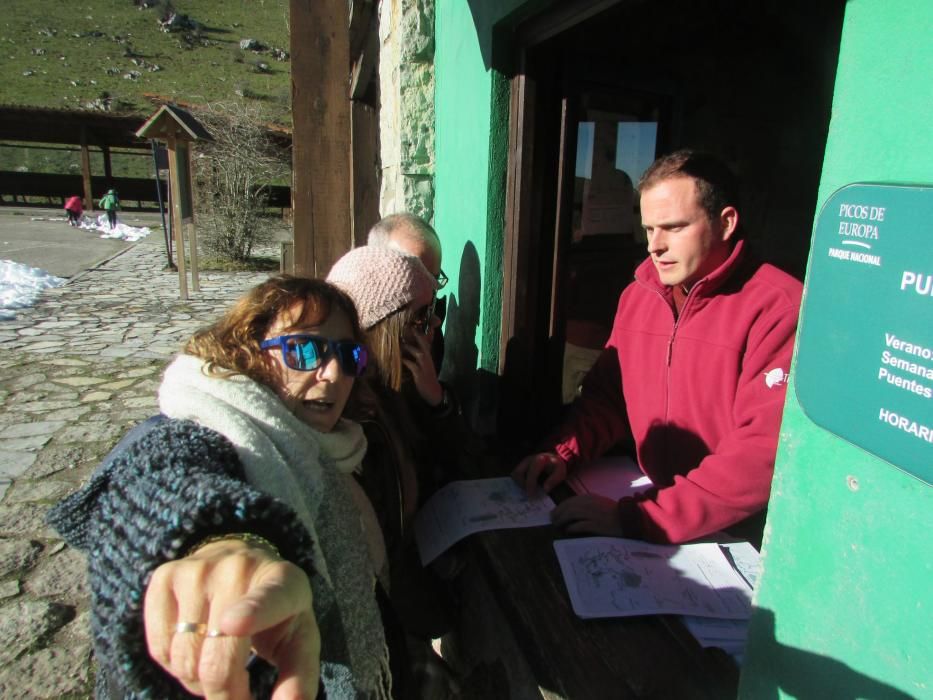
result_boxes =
[497,0,847,451]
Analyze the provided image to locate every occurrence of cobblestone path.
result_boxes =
[0,243,270,698]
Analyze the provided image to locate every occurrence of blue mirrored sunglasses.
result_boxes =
[260,334,368,376]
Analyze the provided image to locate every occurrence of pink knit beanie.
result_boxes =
[326,245,438,329]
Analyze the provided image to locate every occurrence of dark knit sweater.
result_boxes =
[47,418,349,699]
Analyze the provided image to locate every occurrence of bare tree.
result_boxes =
[191,101,290,262]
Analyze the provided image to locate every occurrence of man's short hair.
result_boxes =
[638,149,741,222]
[368,212,440,250]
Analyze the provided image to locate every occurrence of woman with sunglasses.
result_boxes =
[48,276,393,699]
[328,246,478,697]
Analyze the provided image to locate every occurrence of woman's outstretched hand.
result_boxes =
[144,537,321,700]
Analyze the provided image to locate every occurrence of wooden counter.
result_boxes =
[453,522,740,699]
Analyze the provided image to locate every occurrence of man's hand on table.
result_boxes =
[512,451,568,495]
[551,495,625,536]
[513,453,627,536]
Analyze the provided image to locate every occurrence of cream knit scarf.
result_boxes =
[159,354,391,699]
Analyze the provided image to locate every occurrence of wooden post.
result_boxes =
[102,145,113,182]
[187,219,200,292]
[350,3,379,246]
[500,72,537,375]
[80,127,93,211]
[290,0,352,277]
[184,146,200,292]
[135,104,211,296]
[351,101,380,247]
[167,134,188,300]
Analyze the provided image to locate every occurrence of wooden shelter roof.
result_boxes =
[141,93,293,150]
[135,104,213,142]
[0,104,148,149]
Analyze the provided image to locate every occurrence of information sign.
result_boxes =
[795,183,932,484]
[174,143,193,222]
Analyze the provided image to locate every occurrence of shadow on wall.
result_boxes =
[741,608,915,699]
[439,240,507,441]
[441,241,486,424]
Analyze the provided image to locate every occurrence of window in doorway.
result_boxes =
[573,116,657,243]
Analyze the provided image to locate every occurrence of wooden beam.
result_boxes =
[515,0,623,47]
[350,1,378,101]
[102,145,113,182]
[351,100,380,247]
[290,0,352,277]
[348,0,375,63]
[548,96,577,339]
[500,71,536,375]
[79,127,93,211]
[185,144,200,292]
[167,135,189,300]
[350,5,379,247]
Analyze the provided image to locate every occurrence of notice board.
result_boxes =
[174,142,193,222]
[795,183,932,484]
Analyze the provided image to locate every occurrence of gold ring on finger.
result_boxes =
[174,622,207,635]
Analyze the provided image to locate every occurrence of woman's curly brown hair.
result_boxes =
[184,275,365,388]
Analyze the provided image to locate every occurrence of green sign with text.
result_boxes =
[795,183,932,484]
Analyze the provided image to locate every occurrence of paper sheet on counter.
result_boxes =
[554,537,754,620]
[414,477,555,565]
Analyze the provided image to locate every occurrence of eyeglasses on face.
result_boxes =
[436,268,449,289]
[409,298,438,336]
[433,295,447,324]
[260,334,368,376]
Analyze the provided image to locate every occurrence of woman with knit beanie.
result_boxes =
[328,246,477,698]
[48,276,393,699]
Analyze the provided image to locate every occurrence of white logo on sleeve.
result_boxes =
[764,367,787,388]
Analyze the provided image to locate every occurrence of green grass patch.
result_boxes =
[197,254,279,272]
[0,141,153,177]
[1,0,291,121]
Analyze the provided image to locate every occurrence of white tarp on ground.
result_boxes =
[32,214,153,242]
[0,259,66,320]
[81,214,152,242]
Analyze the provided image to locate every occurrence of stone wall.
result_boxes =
[378,0,435,220]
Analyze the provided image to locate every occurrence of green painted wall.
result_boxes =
[434,0,534,375]
[740,2,933,698]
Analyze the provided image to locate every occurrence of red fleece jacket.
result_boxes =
[548,239,802,543]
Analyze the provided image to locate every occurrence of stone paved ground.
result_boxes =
[0,242,270,698]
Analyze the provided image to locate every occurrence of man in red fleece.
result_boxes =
[513,150,802,544]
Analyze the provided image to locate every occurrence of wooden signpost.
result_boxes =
[135,105,213,299]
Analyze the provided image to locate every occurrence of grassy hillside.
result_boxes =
[1,0,291,121]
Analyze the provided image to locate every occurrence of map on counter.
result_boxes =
[681,615,749,660]
[680,541,761,659]
[719,540,761,590]
[414,477,555,565]
[554,537,754,620]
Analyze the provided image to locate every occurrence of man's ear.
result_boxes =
[719,206,739,242]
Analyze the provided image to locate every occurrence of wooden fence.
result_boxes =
[0,171,290,212]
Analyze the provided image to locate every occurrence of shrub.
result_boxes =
[191,101,290,262]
